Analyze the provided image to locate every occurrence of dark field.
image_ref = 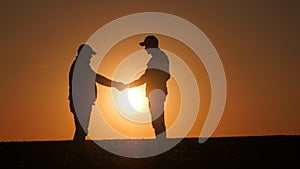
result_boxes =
[0,135,299,169]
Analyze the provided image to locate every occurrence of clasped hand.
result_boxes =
[111,81,128,91]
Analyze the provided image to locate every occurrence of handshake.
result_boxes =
[111,81,129,91]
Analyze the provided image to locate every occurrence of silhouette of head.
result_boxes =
[139,35,159,49]
[77,44,97,55]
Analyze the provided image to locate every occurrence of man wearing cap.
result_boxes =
[69,44,125,143]
[127,35,170,150]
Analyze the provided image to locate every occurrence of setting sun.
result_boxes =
[127,88,148,113]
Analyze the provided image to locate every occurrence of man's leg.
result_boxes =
[70,101,90,143]
[70,103,92,167]
[151,111,166,135]
[151,112,166,150]
[73,113,87,143]
[149,89,167,151]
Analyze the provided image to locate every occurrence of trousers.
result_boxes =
[69,100,92,143]
[148,89,167,136]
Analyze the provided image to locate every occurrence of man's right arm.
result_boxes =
[128,71,148,88]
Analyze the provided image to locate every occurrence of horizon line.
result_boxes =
[1,134,299,143]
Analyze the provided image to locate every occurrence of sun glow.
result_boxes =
[127,87,148,113]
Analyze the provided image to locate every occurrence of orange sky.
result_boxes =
[0,0,299,141]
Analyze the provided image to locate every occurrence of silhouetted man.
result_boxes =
[69,44,123,143]
[128,35,170,150]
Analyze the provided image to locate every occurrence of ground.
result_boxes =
[0,135,299,169]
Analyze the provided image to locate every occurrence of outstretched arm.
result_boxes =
[95,74,113,87]
[96,74,127,91]
[128,71,148,88]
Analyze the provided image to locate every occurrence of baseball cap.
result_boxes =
[77,44,97,55]
[139,35,159,48]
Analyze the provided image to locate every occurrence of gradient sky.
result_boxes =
[0,0,299,141]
